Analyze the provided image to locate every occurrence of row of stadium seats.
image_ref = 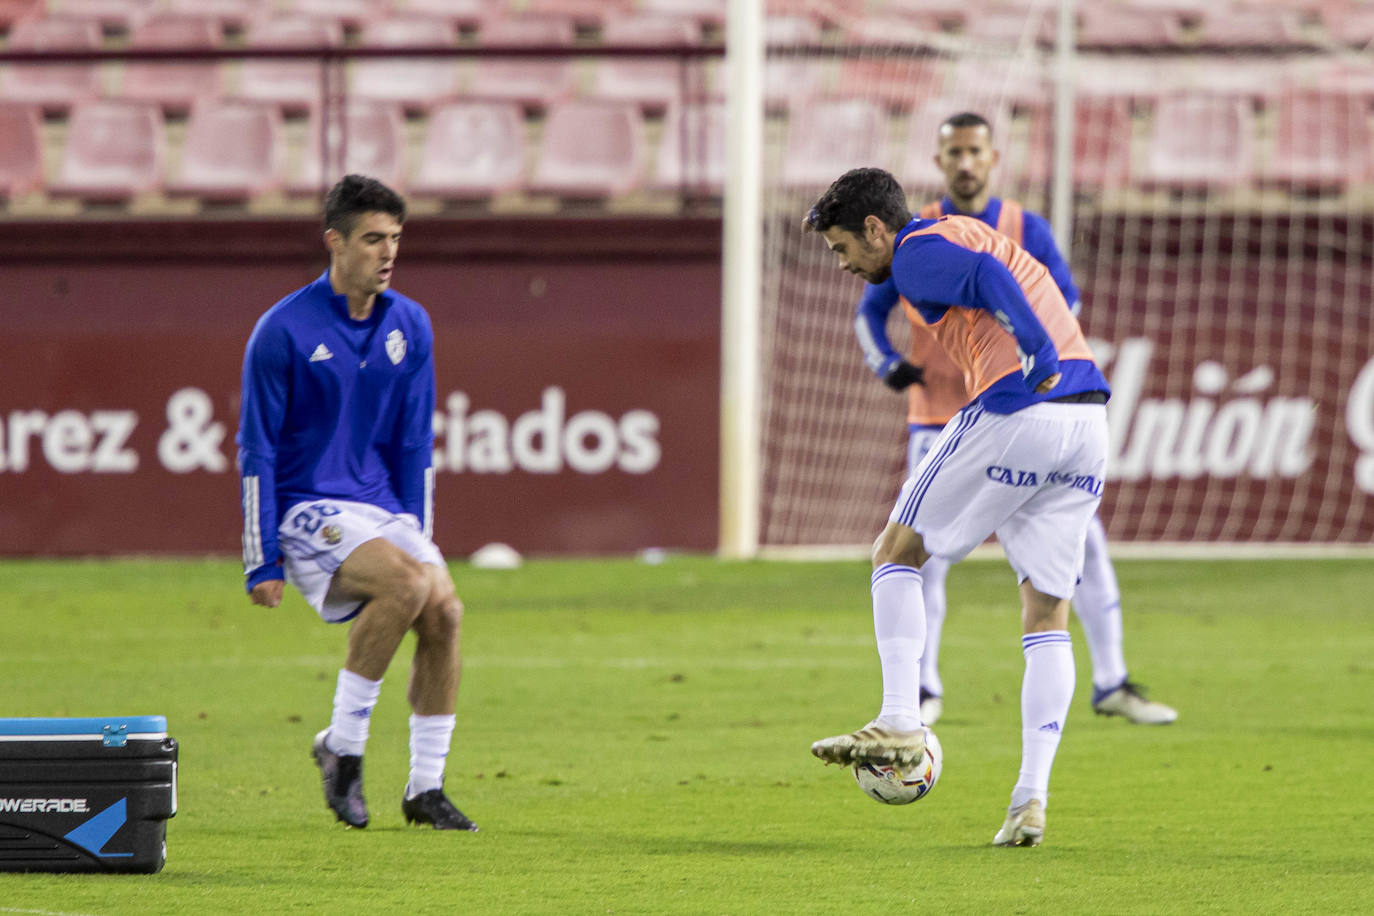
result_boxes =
[2,88,1371,213]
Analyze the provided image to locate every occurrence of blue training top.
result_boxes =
[854,196,1083,388]
[237,271,436,590]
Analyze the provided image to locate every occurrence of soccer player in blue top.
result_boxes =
[237,175,476,831]
[853,112,1176,728]
[807,167,1111,846]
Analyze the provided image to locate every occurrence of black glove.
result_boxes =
[883,359,925,391]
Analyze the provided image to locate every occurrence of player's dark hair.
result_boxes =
[323,174,406,237]
[804,167,911,235]
[940,111,993,138]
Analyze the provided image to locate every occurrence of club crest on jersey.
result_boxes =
[321,524,343,546]
[386,329,406,365]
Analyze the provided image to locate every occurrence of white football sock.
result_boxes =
[871,563,925,733]
[326,668,382,757]
[1010,631,1074,810]
[1072,514,1129,692]
[918,556,949,697]
[406,713,456,798]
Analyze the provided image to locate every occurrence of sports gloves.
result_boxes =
[882,359,925,391]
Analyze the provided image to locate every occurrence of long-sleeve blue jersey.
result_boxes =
[237,271,436,590]
[855,197,1082,390]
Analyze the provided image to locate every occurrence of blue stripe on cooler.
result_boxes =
[0,715,167,738]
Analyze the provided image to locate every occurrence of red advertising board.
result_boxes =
[0,218,722,557]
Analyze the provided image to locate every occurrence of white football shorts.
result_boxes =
[906,423,945,480]
[890,401,1108,599]
[278,498,445,623]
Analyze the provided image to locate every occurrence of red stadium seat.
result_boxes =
[52,0,157,30]
[411,99,525,198]
[167,100,284,201]
[591,16,702,112]
[275,0,389,30]
[653,99,727,195]
[162,0,268,29]
[398,0,493,29]
[1020,97,1134,188]
[1141,93,1255,189]
[765,15,821,113]
[238,16,344,114]
[48,100,165,201]
[636,0,726,28]
[0,101,43,198]
[0,18,103,113]
[120,15,224,114]
[1265,90,1374,190]
[880,0,973,28]
[523,0,633,28]
[945,55,1049,109]
[1194,8,1305,46]
[835,18,944,112]
[781,98,890,189]
[468,16,577,110]
[1078,6,1184,48]
[1324,8,1374,46]
[529,99,646,198]
[291,101,407,195]
[0,0,41,28]
[352,16,459,113]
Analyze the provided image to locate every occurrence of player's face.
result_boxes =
[327,211,402,299]
[935,125,998,203]
[821,224,891,284]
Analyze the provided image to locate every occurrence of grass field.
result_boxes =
[0,555,1370,915]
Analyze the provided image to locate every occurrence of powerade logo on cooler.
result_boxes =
[0,797,90,813]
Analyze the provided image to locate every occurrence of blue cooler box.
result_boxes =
[0,716,177,873]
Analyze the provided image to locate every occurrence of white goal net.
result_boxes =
[753,0,1374,553]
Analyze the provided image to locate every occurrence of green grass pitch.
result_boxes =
[1,555,1370,915]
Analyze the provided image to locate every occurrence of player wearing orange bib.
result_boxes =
[854,112,1176,728]
[807,167,1111,847]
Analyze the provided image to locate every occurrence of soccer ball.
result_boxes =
[852,728,943,805]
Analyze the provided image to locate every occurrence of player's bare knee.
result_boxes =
[872,523,928,570]
[1020,581,1069,632]
[416,593,462,644]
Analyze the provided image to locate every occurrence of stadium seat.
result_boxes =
[0,0,41,28]
[523,0,633,28]
[167,100,284,201]
[396,0,493,29]
[1020,97,1134,188]
[291,100,407,195]
[120,15,224,114]
[835,19,944,112]
[352,16,459,113]
[781,98,889,189]
[1078,6,1184,48]
[967,4,1057,48]
[1074,55,1175,100]
[1194,8,1305,46]
[764,15,821,113]
[274,0,389,32]
[1174,56,1292,104]
[528,99,646,198]
[945,56,1048,109]
[652,99,726,195]
[468,16,577,110]
[591,16,702,112]
[238,16,344,114]
[1324,8,1374,46]
[52,0,157,30]
[1265,90,1374,190]
[162,0,267,29]
[636,0,726,27]
[0,18,103,112]
[1141,93,1255,190]
[880,0,973,28]
[48,99,165,201]
[411,99,525,198]
[0,101,43,198]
